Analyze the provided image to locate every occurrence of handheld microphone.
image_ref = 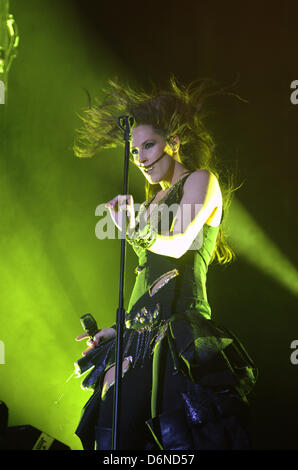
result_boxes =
[80,313,99,339]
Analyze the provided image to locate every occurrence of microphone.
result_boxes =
[136,152,166,169]
[80,313,99,339]
[0,0,19,104]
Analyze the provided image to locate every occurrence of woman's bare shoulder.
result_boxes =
[182,169,222,226]
[186,169,217,183]
[183,169,220,199]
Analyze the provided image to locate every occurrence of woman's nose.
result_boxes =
[137,152,148,166]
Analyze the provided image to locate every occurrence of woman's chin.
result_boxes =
[143,170,155,182]
[142,168,162,185]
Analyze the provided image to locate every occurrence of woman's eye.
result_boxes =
[144,142,154,149]
[131,149,138,156]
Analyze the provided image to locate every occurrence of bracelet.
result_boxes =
[126,222,157,250]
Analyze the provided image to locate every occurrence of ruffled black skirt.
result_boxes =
[75,279,257,450]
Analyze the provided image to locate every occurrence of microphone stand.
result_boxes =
[112,115,134,450]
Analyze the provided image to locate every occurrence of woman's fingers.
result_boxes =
[76,328,116,357]
[105,195,133,211]
[82,346,93,356]
[80,332,104,355]
[75,332,89,341]
[75,330,101,342]
[105,195,135,231]
[105,195,119,209]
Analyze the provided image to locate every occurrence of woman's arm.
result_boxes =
[147,170,222,258]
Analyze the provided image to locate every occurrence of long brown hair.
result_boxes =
[73,76,246,264]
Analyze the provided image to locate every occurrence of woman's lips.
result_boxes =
[143,165,153,174]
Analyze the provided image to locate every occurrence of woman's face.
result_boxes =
[131,124,176,184]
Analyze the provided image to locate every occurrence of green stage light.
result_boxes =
[0,0,129,450]
[226,199,298,296]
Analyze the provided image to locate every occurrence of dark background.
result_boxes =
[73,0,298,449]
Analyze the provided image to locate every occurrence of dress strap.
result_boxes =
[144,171,195,208]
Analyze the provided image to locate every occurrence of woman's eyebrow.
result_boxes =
[131,139,153,149]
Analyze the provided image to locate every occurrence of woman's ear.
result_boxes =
[166,135,180,160]
[168,135,180,151]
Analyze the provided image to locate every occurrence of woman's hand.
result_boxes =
[75,327,116,356]
[105,194,136,233]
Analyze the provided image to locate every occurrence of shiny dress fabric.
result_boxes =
[75,173,257,450]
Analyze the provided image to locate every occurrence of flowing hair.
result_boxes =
[73,76,246,265]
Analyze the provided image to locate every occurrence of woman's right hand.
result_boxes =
[75,327,116,356]
[105,194,136,233]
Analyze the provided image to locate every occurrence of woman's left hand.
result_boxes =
[105,194,136,233]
